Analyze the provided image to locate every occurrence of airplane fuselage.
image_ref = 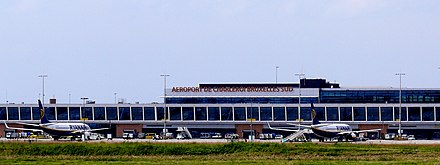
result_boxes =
[311,124,352,138]
[39,123,91,137]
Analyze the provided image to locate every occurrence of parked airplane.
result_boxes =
[4,100,109,140]
[268,103,381,142]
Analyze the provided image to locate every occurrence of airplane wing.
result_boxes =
[267,122,298,132]
[15,122,40,127]
[71,128,110,134]
[338,129,381,135]
[285,123,312,128]
[89,128,110,132]
[3,121,43,132]
[351,129,382,134]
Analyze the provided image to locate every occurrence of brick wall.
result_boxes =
[235,124,263,139]
[115,124,143,137]
[358,124,388,134]
[0,123,24,137]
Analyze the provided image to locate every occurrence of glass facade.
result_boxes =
[81,107,93,120]
[367,107,379,121]
[20,107,31,120]
[156,107,165,121]
[408,107,420,121]
[106,107,117,120]
[340,107,352,121]
[144,107,155,120]
[8,107,19,120]
[70,107,80,120]
[46,107,55,120]
[132,107,143,120]
[247,107,259,121]
[260,107,272,121]
[182,107,194,121]
[353,107,366,121]
[208,107,220,121]
[286,107,298,121]
[326,107,338,121]
[422,107,434,121]
[221,107,233,121]
[57,107,68,120]
[315,107,325,121]
[394,107,407,121]
[32,107,40,120]
[234,107,246,121]
[195,107,207,121]
[0,107,6,120]
[273,107,285,121]
[1,104,439,123]
[320,90,440,103]
[119,107,131,120]
[300,107,311,121]
[166,97,318,104]
[381,107,393,121]
[169,107,181,120]
[94,107,105,120]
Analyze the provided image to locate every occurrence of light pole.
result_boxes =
[395,73,405,137]
[81,97,89,122]
[114,93,117,104]
[38,75,48,107]
[250,98,254,142]
[160,74,170,137]
[275,66,279,84]
[295,73,305,127]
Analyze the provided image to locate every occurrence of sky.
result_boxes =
[1,0,439,104]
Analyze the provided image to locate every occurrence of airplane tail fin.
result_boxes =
[311,103,321,125]
[38,100,50,124]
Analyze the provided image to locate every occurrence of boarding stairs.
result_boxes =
[283,129,312,142]
[176,127,192,139]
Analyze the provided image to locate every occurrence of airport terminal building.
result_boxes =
[2,78,440,139]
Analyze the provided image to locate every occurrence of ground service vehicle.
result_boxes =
[122,130,136,139]
[145,133,157,139]
[89,133,104,140]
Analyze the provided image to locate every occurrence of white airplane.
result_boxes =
[4,100,109,140]
[268,103,381,142]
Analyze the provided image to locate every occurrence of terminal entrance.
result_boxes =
[235,124,263,139]
[242,130,255,140]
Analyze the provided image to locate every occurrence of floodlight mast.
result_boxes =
[275,66,279,84]
[161,74,170,138]
[38,75,48,107]
[295,73,305,127]
[395,72,405,137]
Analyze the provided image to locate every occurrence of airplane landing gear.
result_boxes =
[53,136,60,141]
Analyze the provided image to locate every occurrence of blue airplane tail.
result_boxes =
[38,100,51,124]
[311,103,321,125]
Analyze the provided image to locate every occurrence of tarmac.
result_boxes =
[2,137,440,144]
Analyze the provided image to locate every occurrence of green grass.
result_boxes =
[1,142,440,164]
